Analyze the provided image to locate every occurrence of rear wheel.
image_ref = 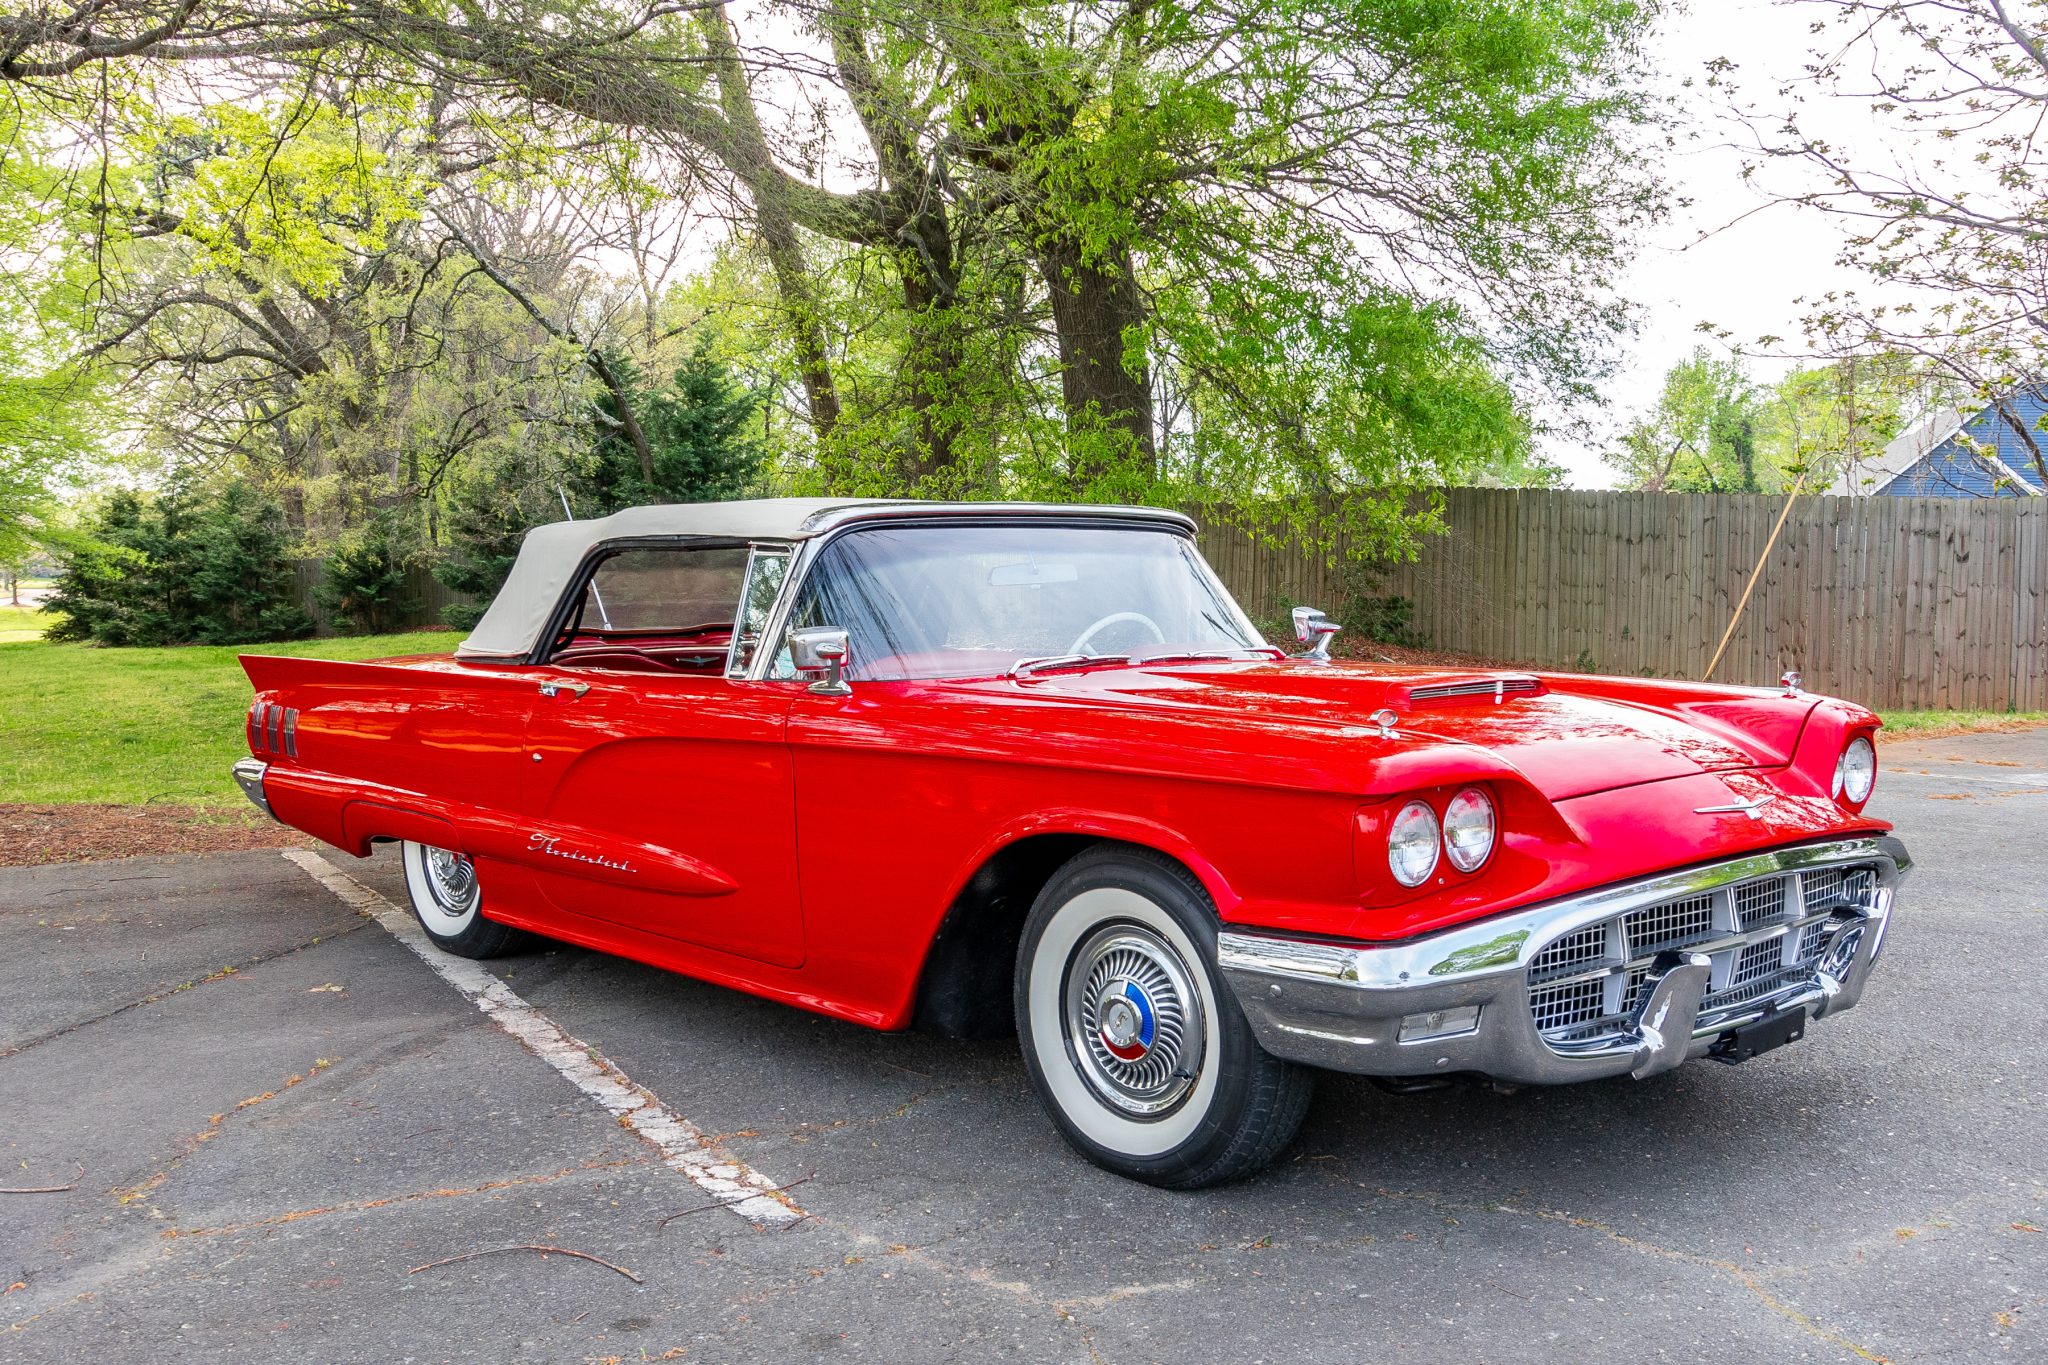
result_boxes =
[400,841,526,958]
[1015,846,1313,1188]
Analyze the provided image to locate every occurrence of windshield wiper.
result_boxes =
[1136,647,1286,666]
[1010,647,1280,679]
[1009,653,1134,679]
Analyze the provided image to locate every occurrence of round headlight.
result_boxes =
[1387,799,1440,887]
[1839,735,1876,805]
[1442,787,1496,872]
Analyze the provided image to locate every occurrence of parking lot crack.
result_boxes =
[167,1156,649,1239]
[108,1059,337,1209]
[0,919,372,1062]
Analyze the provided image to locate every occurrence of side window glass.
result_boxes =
[549,545,750,674]
[727,546,792,678]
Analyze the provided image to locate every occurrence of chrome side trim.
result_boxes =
[1215,835,1908,1086]
[232,758,275,821]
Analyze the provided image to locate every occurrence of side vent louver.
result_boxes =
[1406,676,1543,704]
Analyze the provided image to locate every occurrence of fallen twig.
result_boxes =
[658,1174,814,1229]
[407,1244,642,1283]
[0,1184,75,1194]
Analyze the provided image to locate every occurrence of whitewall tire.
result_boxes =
[1015,846,1313,1187]
[399,840,526,958]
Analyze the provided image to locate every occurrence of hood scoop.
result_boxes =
[1398,675,1544,706]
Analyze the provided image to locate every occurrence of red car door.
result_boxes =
[514,542,805,969]
[519,668,803,968]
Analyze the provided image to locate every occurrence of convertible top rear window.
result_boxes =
[576,547,750,634]
[777,524,1264,681]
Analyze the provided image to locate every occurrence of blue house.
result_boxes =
[1836,389,2047,496]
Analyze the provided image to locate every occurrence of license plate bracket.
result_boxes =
[1710,1006,1807,1065]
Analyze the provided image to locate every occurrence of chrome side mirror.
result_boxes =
[789,626,852,696]
[1291,606,1341,663]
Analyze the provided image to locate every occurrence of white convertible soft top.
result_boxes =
[454,497,1196,660]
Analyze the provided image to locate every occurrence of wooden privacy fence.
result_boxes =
[290,559,472,634]
[1197,488,2048,713]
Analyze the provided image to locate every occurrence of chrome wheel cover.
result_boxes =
[1064,924,1205,1117]
[409,843,480,934]
[423,847,477,911]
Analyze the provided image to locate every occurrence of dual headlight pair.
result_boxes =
[1387,787,1495,888]
[1387,735,1877,890]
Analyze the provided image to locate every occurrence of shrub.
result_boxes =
[45,482,312,646]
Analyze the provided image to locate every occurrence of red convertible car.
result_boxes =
[235,499,1907,1187]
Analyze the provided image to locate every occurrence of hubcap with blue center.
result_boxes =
[1066,924,1205,1117]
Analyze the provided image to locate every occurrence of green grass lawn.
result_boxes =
[0,603,54,644]
[1878,709,2048,739]
[0,630,458,806]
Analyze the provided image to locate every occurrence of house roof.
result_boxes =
[1831,407,1965,495]
[455,498,1198,660]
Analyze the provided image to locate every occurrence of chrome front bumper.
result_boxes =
[1216,835,1908,1086]
[231,758,276,821]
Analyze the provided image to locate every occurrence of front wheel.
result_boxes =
[1015,846,1313,1188]
[399,840,527,959]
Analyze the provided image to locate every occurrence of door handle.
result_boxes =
[539,680,590,700]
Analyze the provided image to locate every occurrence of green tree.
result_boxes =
[1756,356,1933,491]
[1605,350,1778,493]
[1730,0,2048,492]
[578,349,765,512]
[433,348,765,627]
[1,0,1666,558]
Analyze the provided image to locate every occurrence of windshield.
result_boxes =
[774,524,1269,681]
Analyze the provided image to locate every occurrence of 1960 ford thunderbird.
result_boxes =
[235,499,1908,1187]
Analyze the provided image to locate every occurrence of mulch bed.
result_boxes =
[0,804,312,868]
[1335,639,1541,671]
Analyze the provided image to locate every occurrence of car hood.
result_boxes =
[949,661,1810,802]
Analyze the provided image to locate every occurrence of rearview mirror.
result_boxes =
[789,626,853,696]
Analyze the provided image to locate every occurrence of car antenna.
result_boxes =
[558,485,614,630]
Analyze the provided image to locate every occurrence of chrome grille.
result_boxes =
[1526,862,1883,1042]
[1531,977,1607,1032]
[1530,924,1608,976]
[1804,867,1875,913]
[1731,938,1784,987]
[1734,879,1787,928]
[1624,893,1714,954]
[1797,920,1828,961]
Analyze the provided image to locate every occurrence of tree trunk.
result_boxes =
[699,6,843,440]
[1038,233,1157,483]
[820,1,961,486]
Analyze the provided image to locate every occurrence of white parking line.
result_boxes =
[282,849,804,1229]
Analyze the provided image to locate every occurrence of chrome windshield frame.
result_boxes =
[740,514,1270,684]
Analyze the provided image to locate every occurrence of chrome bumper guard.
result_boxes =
[1216,836,1909,1086]
[231,758,276,821]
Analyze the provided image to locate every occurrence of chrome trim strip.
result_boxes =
[232,758,275,821]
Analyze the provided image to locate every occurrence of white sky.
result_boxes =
[1553,0,1894,487]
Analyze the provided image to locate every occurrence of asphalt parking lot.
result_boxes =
[3,730,2045,1363]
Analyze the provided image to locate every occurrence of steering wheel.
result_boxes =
[1068,611,1166,657]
